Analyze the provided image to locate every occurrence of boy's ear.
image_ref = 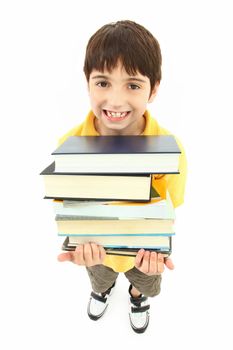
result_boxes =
[148,82,160,103]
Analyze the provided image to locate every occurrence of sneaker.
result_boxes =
[87,282,116,321]
[128,284,150,334]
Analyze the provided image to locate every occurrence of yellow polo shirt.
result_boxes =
[58,110,187,272]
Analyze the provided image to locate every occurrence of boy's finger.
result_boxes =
[139,250,150,273]
[99,245,106,261]
[135,249,145,268]
[84,243,94,266]
[90,242,100,263]
[149,251,158,274]
[57,252,72,262]
[157,253,164,274]
[75,244,85,265]
[165,257,175,270]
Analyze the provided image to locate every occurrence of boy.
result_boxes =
[57,20,187,334]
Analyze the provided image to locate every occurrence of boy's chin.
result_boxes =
[100,120,131,135]
[103,120,128,130]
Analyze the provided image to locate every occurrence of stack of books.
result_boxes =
[40,135,181,256]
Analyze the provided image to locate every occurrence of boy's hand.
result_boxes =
[135,249,174,276]
[57,243,106,267]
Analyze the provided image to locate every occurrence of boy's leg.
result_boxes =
[124,267,162,334]
[86,265,118,321]
[125,267,161,297]
[86,264,118,293]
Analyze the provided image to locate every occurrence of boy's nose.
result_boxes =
[107,90,125,110]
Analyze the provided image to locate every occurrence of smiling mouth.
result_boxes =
[103,110,130,121]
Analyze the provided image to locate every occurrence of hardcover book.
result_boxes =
[55,216,174,235]
[53,190,175,220]
[62,236,172,257]
[41,162,152,201]
[52,135,181,174]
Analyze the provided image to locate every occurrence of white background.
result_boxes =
[1,1,233,348]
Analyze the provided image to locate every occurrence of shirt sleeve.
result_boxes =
[165,137,187,208]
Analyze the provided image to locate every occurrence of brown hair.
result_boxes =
[83,20,162,91]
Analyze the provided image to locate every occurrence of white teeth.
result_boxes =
[106,110,128,118]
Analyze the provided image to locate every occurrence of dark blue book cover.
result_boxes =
[52,135,181,155]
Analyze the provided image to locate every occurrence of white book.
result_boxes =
[53,191,175,220]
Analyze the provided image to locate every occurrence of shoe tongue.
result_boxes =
[133,300,141,307]
[102,282,115,297]
[131,295,143,306]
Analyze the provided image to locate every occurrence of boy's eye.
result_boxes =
[96,81,109,88]
[129,84,140,90]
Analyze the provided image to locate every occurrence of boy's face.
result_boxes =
[88,62,158,135]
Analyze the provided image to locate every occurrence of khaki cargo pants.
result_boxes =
[86,264,162,297]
